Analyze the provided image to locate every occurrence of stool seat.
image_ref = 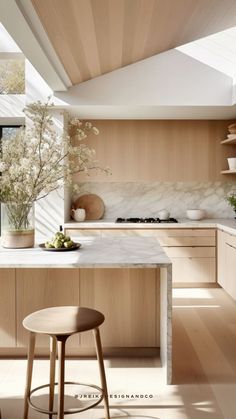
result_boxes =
[23,306,105,336]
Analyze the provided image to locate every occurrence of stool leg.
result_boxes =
[23,332,36,419]
[93,328,110,419]
[57,337,67,419]
[49,336,57,419]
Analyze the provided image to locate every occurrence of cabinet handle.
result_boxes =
[226,243,236,250]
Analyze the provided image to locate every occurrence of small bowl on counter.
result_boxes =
[186,209,206,221]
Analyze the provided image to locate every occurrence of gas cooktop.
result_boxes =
[116,217,178,223]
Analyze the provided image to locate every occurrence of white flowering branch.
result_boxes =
[0,100,109,229]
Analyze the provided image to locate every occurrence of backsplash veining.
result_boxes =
[74,182,236,219]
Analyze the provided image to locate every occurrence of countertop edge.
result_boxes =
[64,219,236,236]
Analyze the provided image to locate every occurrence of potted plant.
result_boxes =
[226,195,236,218]
[0,99,107,248]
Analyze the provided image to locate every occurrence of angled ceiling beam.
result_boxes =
[0,0,71,91]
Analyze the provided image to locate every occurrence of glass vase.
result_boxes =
[1,202,35,248]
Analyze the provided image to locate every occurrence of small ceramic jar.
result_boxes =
[158,209,170,220]
[71,208,86,222]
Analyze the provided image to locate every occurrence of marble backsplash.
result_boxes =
[73,181,236,219]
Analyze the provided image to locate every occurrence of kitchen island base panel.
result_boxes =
[15,268,159,349]
[0,237,172,383]
[79,268,159,348]
[0,269,15,347]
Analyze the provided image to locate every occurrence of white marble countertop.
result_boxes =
[64,218,236,235]
[0,236,171,268]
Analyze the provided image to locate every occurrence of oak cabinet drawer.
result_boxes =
[101,229,154,237]
[158,236,215,247]
[65,229,102,238]
[154,229,215,237]
[172,258,216,283]
[164,246,215,258]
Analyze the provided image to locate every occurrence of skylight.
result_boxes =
[176,26,236,79]
[0,22,21,53]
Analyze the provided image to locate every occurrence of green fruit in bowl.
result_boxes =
[45,231,75,249]
[45,241,54,249]
[64,240,74,248]
[53,241,60,249]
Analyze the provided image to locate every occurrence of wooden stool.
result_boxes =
[22,306,110,419]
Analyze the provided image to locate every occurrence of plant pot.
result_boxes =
[227,158,236,170]
[1,202,35,248]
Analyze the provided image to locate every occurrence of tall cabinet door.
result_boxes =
[0,269,16,347]
[217,230,227,288]
[225,244,236,300]
[79,268,158,348]
[16,269,80,348]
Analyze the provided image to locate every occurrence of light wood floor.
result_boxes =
[0,287,236,419]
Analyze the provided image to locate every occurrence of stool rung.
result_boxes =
[28,381,104,416]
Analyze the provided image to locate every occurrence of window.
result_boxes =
[0,58,25,94]
[0,126,21,233]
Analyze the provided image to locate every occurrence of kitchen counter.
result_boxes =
[64,218,236,235]
[0,236,171,268]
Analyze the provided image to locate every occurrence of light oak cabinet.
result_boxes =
[217,230,236,300]
[225,244,236,300]
[79,268,158,348]
[158,229,216,284]
[0,269,16,347]
[217,229,227,288]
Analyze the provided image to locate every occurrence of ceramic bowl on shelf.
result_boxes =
[186,209,206,221]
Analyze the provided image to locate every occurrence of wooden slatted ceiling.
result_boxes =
[31,0,236,85]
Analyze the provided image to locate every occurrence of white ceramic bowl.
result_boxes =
[228,158,236,170]
[186,209,206,221]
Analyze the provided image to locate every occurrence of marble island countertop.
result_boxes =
[64,218,236,235]
[0,236,171,268]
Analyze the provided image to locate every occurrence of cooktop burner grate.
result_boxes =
[115,217,178,223]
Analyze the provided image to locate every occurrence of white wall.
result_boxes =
[55,49,232,106]
[0,95,25,124]
[233,76,236,105]
[25,61,68,240]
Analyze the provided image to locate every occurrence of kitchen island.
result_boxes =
[0,236,172,384]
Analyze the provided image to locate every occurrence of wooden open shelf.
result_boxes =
[221,138,236,145]
[221,170,236,174]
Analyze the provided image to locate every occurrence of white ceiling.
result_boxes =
[0,22,21,53]
[67,105,236,120]
[1,2,236,119]
[177,26,236,78]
